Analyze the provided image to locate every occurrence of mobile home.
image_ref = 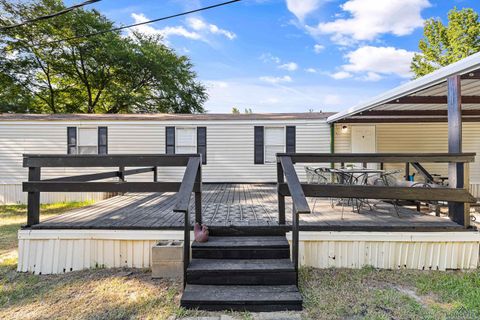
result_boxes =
[0,112,332,204]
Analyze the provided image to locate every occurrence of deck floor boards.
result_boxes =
[31,183,464,231]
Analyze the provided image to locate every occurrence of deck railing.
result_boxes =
[277,153,477,278]
[23,154,202,286]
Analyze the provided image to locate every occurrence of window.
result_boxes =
[78,128,98,154]
[176,127,196,154]
[264,127,285,163]
[67,127,108,155]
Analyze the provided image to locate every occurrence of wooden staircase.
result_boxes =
[180,229,303,312]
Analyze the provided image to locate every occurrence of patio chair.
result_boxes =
[369,169,402,217]
[304,166,330,213]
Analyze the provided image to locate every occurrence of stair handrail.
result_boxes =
[173,156,202,288]
[277,155,311,283]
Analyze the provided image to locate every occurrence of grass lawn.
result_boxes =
[1,203,480,319]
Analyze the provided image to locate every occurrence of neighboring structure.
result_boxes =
[0,112,332,204]
[328,52,480,198]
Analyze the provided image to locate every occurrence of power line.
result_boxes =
[0,0,101,31]
[42,0,242,46]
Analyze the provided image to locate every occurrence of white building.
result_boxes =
[0,112,332,204]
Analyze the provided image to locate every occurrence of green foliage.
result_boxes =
[231,107,253,114]
[0,0,207,113]
[411,7,480,78]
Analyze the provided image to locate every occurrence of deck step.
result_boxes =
[192,236,290,259]
[181,284,303,312]
[186,259,296,285]
[208,226,289,237]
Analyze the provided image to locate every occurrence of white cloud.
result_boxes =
[313,44,325,53]
[324,94,342,105]
[130,14,236,43]
[260,54,298,71]
[310,0,430,44]
[203,78,374,113]
[260,53,281,64]
[158,26,203,40]
[342,46,415,78]
[305,68,318,73]
[362,72,382,81]
[278,62,298,71]
[187,17,236,40]
[130,13,201,40]
[286,0,323,21]
[205,80,229,88]
[259,75,293,84]
[260,97,280,104]
[330,71,352,80]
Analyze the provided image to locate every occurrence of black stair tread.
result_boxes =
[192,236,289,248]
[182,284,302,304]
[188,259,294,272]
[209,226,289,237]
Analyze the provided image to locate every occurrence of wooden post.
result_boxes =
[183,209,190,288]
[119,166,125,182]
[118,166,125,196]
[27,167,41,226]
[447,75,469,227]
[405,162,410,181]
[292,203,299,286]
[277,161,286,225]
[195,161,202,224]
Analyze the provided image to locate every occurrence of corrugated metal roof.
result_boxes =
[327,52,480,123]
[0,112,334,121]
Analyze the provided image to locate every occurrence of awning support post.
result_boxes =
[447,75,469,227]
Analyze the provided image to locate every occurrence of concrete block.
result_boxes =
[152,240,183,279]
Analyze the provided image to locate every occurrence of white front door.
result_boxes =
[351,126,376,168]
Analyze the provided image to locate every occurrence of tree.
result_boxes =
[0,0,207,113]
[411,7,480,78]
[231,107,240,114]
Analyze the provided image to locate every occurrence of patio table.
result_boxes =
[329,168,386,186]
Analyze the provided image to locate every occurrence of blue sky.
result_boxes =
[78,0,480,113]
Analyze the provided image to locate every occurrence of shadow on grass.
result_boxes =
[0,265,186,320]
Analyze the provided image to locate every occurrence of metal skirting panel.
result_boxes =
[17,230,480,274]
[0,184,112,205]
[470,183,480,198]
[17,230,183,274]
[297,232,480,271]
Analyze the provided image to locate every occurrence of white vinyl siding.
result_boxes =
[264,127,285,163]
[176,127,196,154]
[0,119,330,203]
[77,128,98,154]
[334,122,480,197]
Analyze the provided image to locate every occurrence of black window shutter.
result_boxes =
[197,127,207,164]
[254,126,264,164]
[286,126,296,153]
[166,126,175,154]
[67,127,77,154]
[98,127,108,155]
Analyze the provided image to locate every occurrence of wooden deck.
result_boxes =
[31,183,465,231]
